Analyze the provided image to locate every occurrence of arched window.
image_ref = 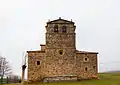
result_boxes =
[85,58,87,61]
[85,67,88,72]
[93,66,96,69]
[54,25,58,32]
[84,57,89,62]
[62,26,67,33]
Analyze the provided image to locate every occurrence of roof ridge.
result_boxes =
[47,18,74,24]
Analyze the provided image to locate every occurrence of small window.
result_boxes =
[93,66,96,69]
[85,67,88,72]
[37,61,40,65]
[84,57,89,62]
[54,25,58,32]
[85,58,87,61]
[62,26,67,33]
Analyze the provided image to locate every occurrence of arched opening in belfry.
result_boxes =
[62,26,67,33]
[54,25,58,32]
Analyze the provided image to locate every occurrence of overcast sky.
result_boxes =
[0,0,120,76]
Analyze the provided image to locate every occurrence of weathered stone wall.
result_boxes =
[46,33,76,48]
[76,53,98,80]
[45,20,76,77]
[27,50,98,83]
[44,48,76,76]
[27,51,45,83]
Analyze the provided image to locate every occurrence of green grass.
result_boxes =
[3,73,120,85]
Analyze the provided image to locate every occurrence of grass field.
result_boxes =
[4,73,120,85]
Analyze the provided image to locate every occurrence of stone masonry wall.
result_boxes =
[76,53,98,80]
[44,19,76,77]
[46,33,76,48]
[44,48,76,77]
[27,51,45,83]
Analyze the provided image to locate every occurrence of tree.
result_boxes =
[0,56,12,84]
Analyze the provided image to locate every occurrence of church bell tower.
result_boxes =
[45,17,76,76]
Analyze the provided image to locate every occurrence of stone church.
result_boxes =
[27,18,98,83]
